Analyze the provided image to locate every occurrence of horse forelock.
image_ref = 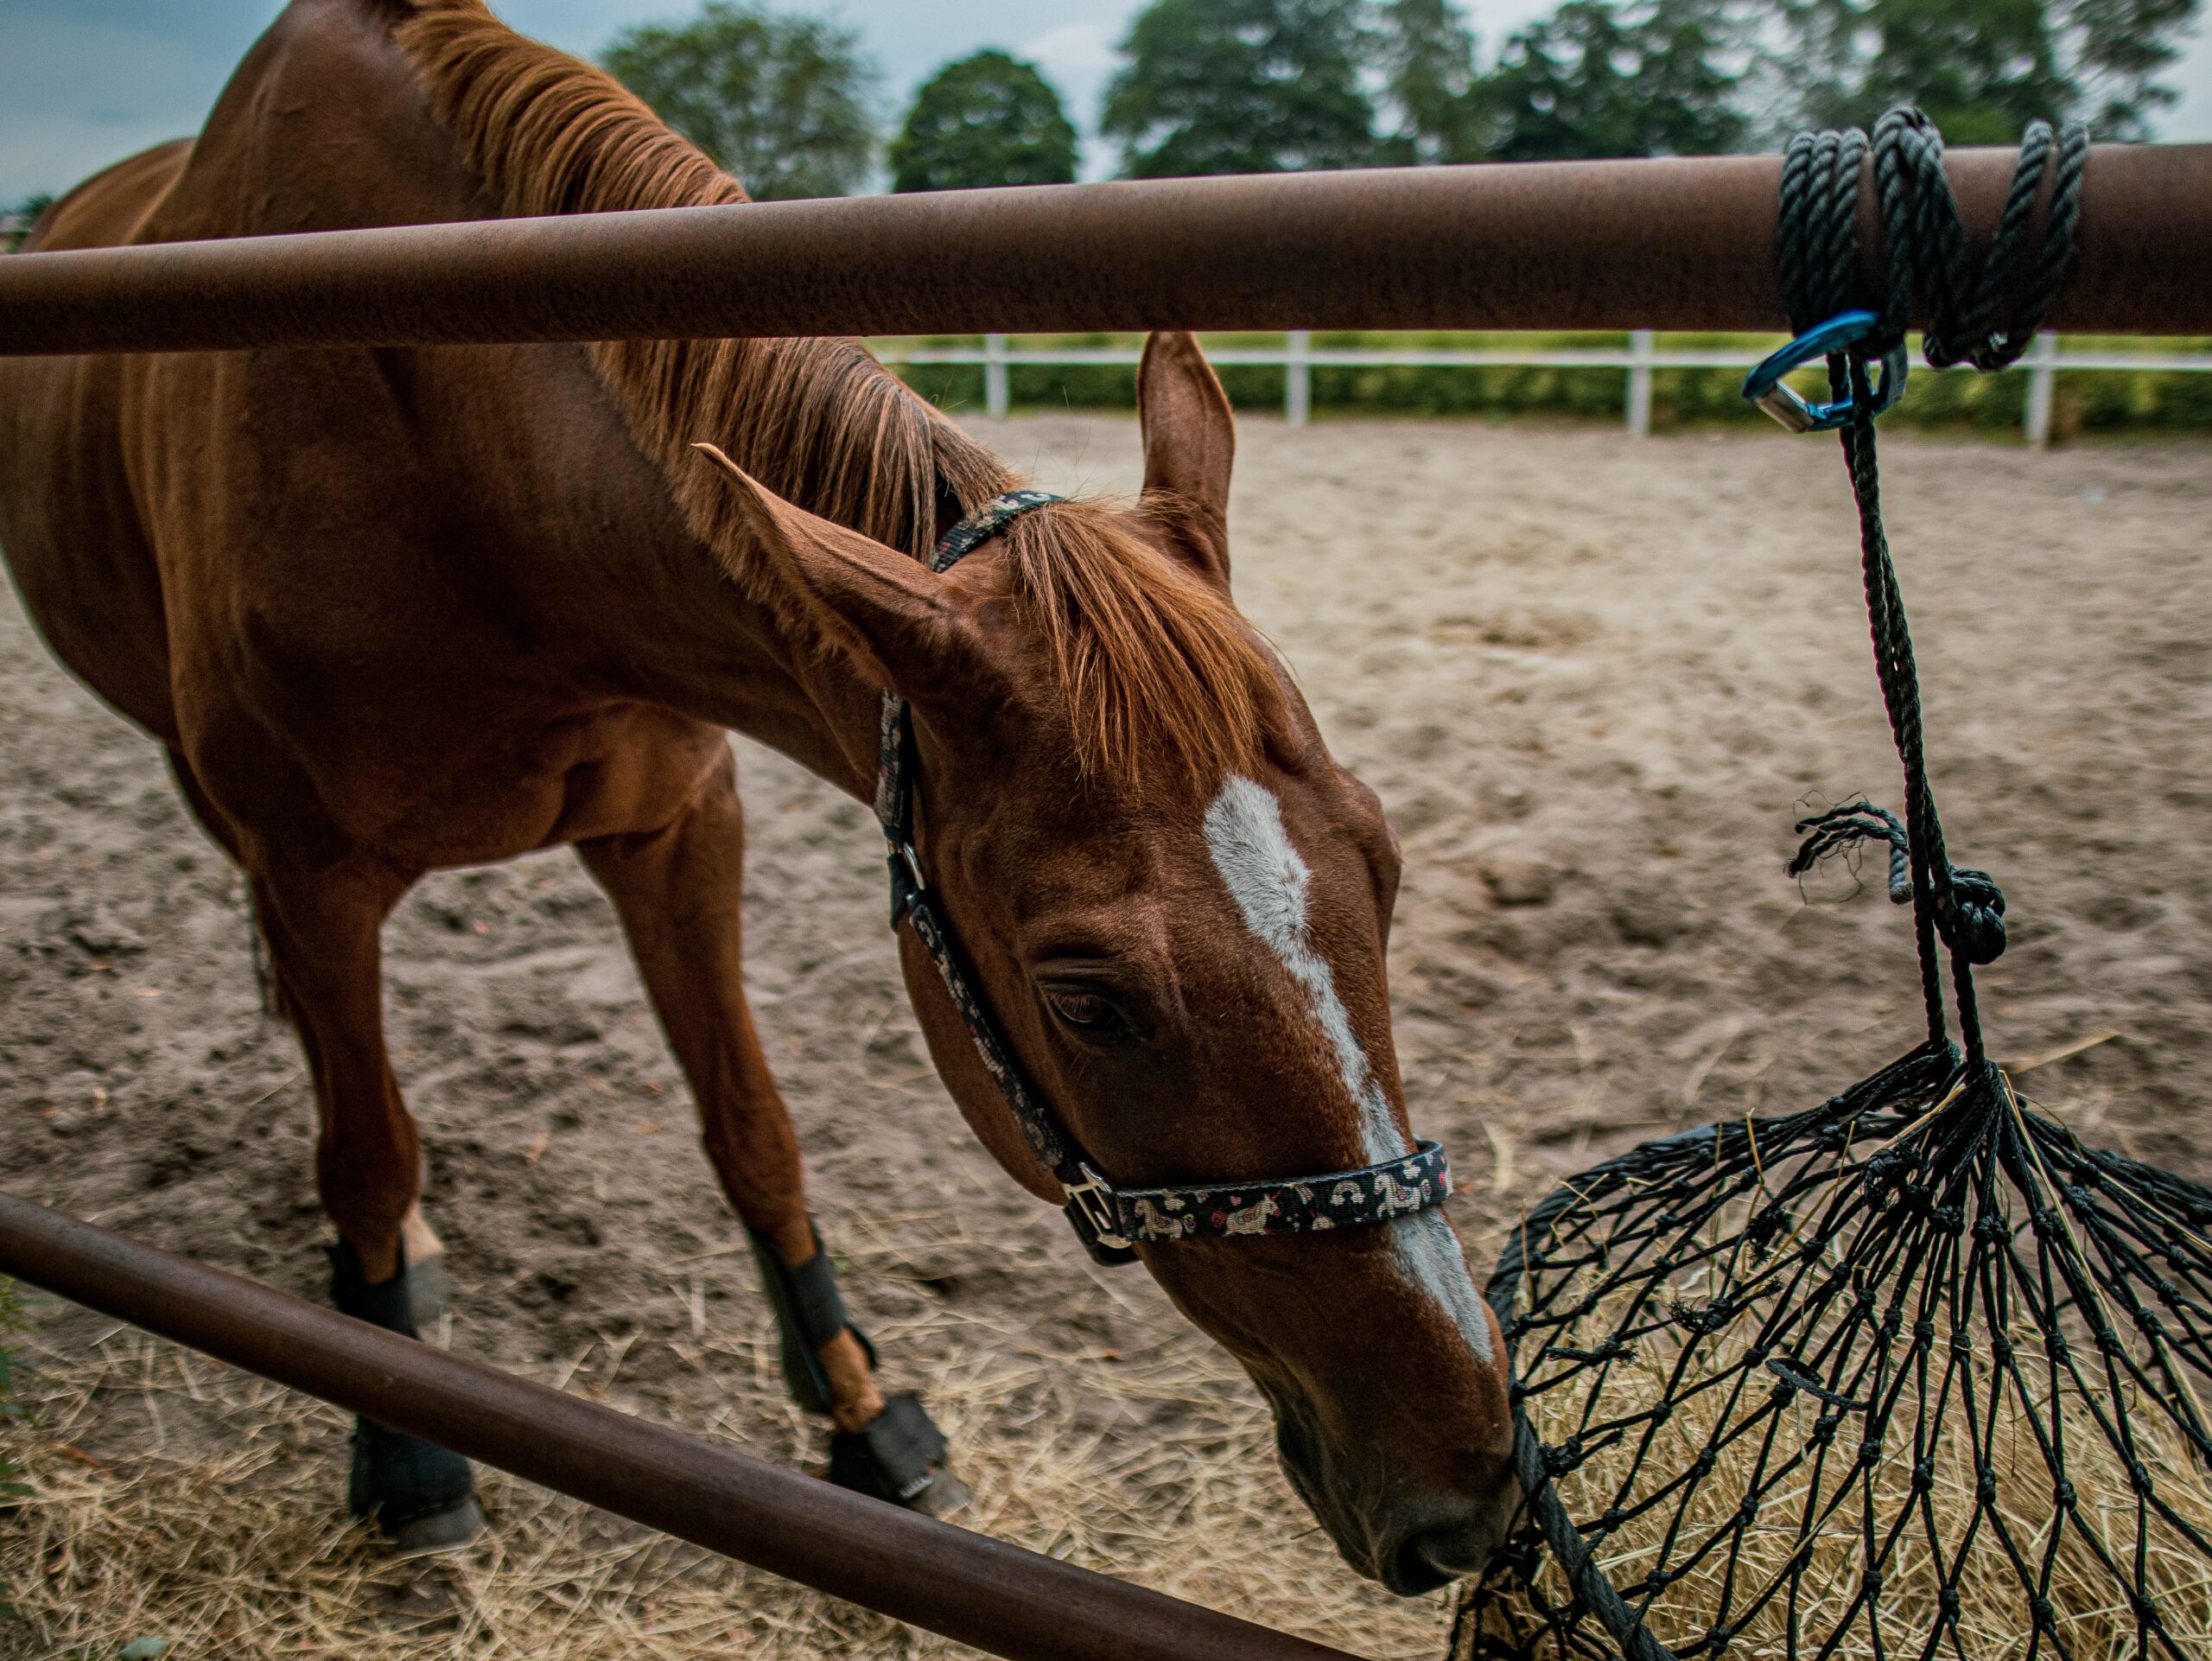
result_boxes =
[389,0,1275,795]
[996,505,1277,792]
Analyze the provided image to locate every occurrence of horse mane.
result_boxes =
[390,0,1272,789]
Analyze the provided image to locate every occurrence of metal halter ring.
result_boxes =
[1742,309,1910,433]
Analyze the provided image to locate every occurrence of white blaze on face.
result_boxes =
[1203,775,1493,1363]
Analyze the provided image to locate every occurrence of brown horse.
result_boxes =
[0,0,1513,1592]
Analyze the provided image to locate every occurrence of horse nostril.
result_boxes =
[1379,1476,1521,1597]
[1382,1522,1497,1596]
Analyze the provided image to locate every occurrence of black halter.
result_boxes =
[875,491,1452,1265]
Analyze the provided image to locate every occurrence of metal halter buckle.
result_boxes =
[1743,309,1910,433]
[1060,1165,1135,1260]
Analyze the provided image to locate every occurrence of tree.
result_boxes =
[1479,0,1747,159]
[1765,0,2196,141]
[601,3,877,200]
[1101,0,1380,177]
[889,50,1078,191]
[1864,0,2069,142]
[1374,0,1484,163]
[2063,0,2198,137]
[4,194,54,253]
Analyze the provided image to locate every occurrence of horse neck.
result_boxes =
[175,0,972,801]
[563,441,911,803]
[564,347,1014,797]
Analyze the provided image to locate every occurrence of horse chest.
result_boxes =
[388,706,727,868]
[200,687,725,874]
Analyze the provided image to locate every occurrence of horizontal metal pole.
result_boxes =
[3,145,2208,355]
[0,1191,1361,1661]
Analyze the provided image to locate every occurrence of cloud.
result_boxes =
[1014,17,1124,176]
[1019,19,1120,93]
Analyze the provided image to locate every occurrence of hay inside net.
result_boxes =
[1453,1041,2212,1661]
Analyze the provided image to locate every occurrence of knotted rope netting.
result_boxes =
[1453,111,2212,1661]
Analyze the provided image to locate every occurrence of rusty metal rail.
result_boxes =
[0,1191,1361,1661]
[3,146,2208,356]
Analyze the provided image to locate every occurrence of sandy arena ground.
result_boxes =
[0,416,2206,1658]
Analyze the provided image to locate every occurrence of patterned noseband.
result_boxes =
[874,491,1452,1265]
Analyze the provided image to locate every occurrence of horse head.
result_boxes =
[706,334,1516,1594]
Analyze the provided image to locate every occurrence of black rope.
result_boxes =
[1775,125,1870,334]
[1868,110,2091,370]
[1775,106,2086,1064]
[1776,110,2088,365]
[1788,801,1910,903]
[1833,355,2007,1061]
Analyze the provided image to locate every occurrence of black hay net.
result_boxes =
[1455,1041,2212,1661]
[1452,111,2212,1661]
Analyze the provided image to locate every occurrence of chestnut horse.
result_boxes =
[0,0,1512,1591]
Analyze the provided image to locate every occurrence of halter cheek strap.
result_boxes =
[875,490,1453,1265]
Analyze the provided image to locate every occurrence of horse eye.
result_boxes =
[1044,987,1132,1045]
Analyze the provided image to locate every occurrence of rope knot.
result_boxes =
[1791,800,2007,962]
[1939,864,2007,962]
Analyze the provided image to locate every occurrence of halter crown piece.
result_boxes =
[875,491,1452,1265]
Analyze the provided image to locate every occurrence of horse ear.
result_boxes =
[1137,331,1235,588]
[693,444,963,697]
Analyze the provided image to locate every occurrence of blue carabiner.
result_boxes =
[1741,310,1910,434]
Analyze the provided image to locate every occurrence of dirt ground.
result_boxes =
[0,416,2205,1659]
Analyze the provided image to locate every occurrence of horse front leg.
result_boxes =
[252,853,484,1551]
[575,746,963,1511]
[168,748,452,1315]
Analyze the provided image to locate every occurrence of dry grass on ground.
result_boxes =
[0,1263,1450,1661]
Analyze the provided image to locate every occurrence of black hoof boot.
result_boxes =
[829,1393,964,1513]
[329,1239,483,1553]
[747,1221,876,1416]
[749,1223,961,1511]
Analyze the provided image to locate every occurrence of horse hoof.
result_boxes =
[905,1462,970,1518]
[827,1392,955,1509]
[405,1253,450,1329]
[383,1493,487,1557]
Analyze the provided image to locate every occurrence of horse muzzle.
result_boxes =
[1272,1395,1521,1596]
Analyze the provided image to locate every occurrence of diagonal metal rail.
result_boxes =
[3,147,2208,356]
[0,1191,1363,1661]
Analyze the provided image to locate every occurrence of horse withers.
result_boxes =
[0,0,1513,1592]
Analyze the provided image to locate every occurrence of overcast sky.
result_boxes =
[4,0,2209,203]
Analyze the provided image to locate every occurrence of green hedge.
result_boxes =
[885,332,2212,436]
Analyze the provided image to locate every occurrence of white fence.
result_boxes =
[880,329,2212,447]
